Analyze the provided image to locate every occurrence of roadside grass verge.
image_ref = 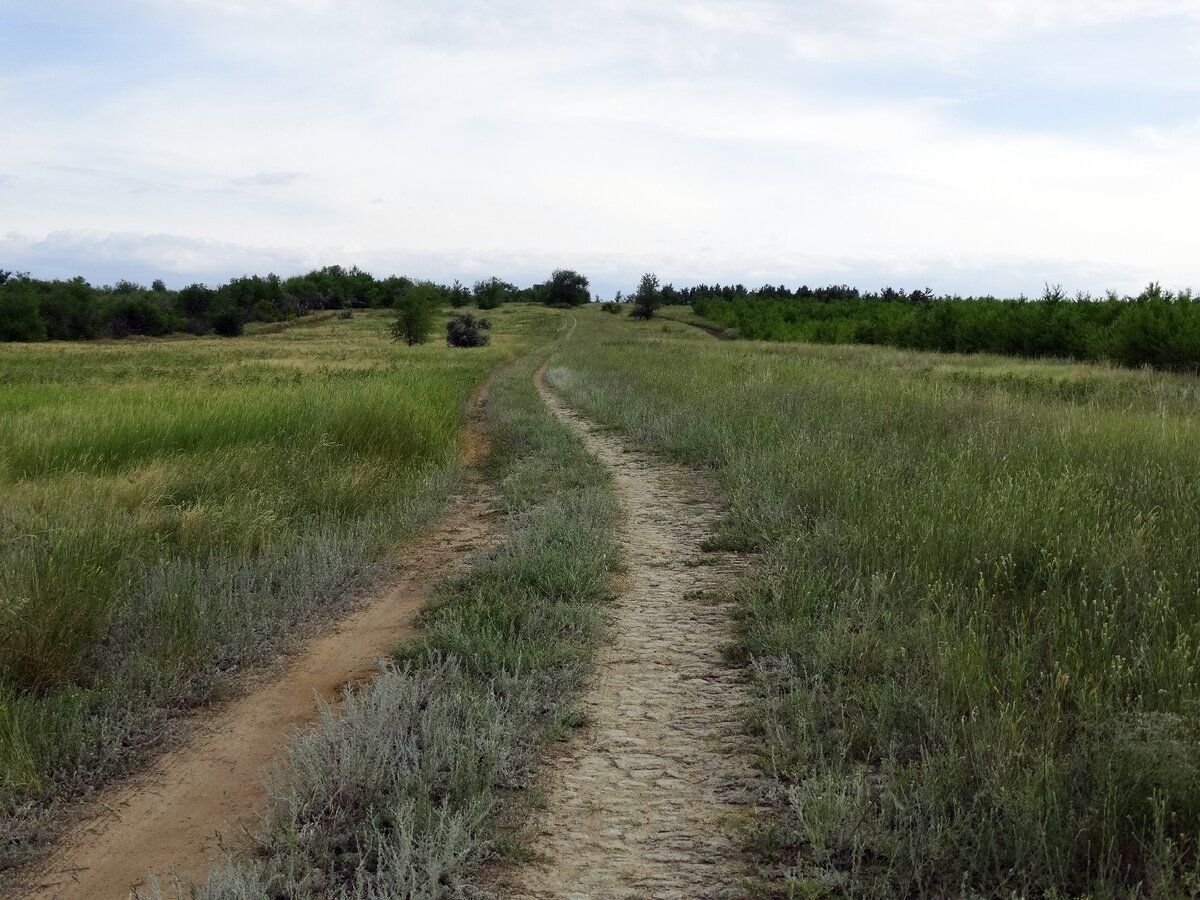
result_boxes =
[0,306,552,877]
[550,309,1200,898]
[180,346,618,898]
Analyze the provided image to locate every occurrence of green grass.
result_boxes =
[182,341,619,898]
[550,309,1200,898]
[0,305,556,877]
[656,303,737,338]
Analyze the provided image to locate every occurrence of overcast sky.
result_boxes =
[2,1,1198,296]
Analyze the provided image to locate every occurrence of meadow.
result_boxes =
[0,305,555,874]
[7,293,1200,897]
[553,309,1200,897]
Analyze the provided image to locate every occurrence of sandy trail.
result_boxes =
[510,365,757,899]
[15,398,499,900]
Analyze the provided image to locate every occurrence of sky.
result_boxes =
[1,0,1199,297]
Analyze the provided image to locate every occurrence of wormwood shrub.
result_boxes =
[446,313,490,348]
[552,310,1200,898]
[185,348,618,898]
[189,662,530,899]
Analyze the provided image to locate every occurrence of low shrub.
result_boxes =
[446,313,490,348]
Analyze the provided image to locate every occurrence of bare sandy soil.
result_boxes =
[13,398,499,900]
[504,366,758,899]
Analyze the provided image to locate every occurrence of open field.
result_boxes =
[0,305,556,876]
[6,298,1200,898]
[553,309,1200,897]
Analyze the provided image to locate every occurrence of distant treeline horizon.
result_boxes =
[5,265,1200,370]
[0,266,592,342]
[658,280,1200,372]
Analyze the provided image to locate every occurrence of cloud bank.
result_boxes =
[1,1,1198,295]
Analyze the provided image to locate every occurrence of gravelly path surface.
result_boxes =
[508,365,757,900]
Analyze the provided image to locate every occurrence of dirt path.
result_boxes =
[510,364,757,899]
[16,399,500,900]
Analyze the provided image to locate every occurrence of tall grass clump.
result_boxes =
[181,345,618,897]
[0,306,554,878]
[551,310,1200,898]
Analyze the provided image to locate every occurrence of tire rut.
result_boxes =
[508,364,757,900]
[14,390,501,900]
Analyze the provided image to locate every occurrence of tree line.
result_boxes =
[612,276,1200,371]
[0,266,594,342]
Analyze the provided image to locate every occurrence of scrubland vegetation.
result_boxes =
[0,306,551,876]
[184,340,619,898]
[555,309,1200,897]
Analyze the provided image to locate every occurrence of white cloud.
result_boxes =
[1,0,1198,295]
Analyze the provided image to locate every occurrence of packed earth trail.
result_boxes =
[16,403,500,900]
[508,363,758,899]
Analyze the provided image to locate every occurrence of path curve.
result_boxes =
[16,390,500,900]
[510,362,756,899]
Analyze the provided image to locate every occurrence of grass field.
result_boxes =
[0,305,555,873]
[8,299,1200,897]
[552,309,1200,897]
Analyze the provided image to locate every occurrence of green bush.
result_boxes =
[446,313,490,348]
[102,295,174,337]
[211,308,244,337]
[0,288,47,342]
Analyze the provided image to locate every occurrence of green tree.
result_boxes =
[630,273,662,320]
[544,269,590,307]
[473,277,515,310]
[0,285,47,341]
[391,286,435,345]
[448,279,471,308]
[212,307,244,337]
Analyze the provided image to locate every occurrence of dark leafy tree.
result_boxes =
[112,279,143,295]
[448,279,471,308]
[38,277,98,339]
[103,296,172,337]
[390,288,435,345]
[0,286,47,341]
[544,269,590,307]
[631,273,663,320]
[473,277,516,310]
[178,283,215,319]
[212,308,244,337]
